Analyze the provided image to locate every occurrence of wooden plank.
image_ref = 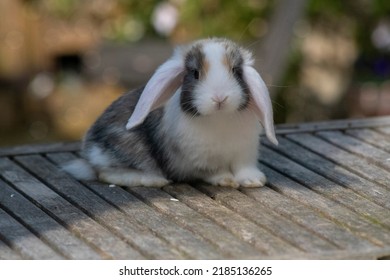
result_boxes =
[316,131,390,170]
[272,247,390,259]
[0,178,102,259]
[258,149,390,245]
[192,183,338,253]
[276,116,390,135]
[271,137,390,210]
[0,142,80,157]
[163,184,300,256]
[375,126,390,136]
[46,152,225,259]
[85,181,223,259]
[0,208,64,259]
[241,168,375,251]
[0,157,144,259]
[0,239,22,260]
[128,186,264,259]
[286,133,389,188]
[261,146,390,230]
[14,155,184,260]
[345,128,390,153]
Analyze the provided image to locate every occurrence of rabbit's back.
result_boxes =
[81,88,164,175]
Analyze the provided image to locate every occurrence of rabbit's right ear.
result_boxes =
[126,51,185,130]
[243,66,278,145]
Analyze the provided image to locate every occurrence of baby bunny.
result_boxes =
[63,38,278,188]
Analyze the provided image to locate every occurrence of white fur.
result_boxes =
[243,66,278,145]
[163,90,263,185]
[63,145,112,181]
[126,49,185,130]
[195,43,243,115]
[61,159,96,181]
[87,145,112,168]
[99,168,170,188]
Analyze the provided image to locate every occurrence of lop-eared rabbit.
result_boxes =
[63,38,278,188]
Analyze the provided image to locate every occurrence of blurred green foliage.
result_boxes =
[29,0,274,41]
[25,0,390,124]
[175,0,273,40]
[308,0,390,53]
[28,0,390,45]
[277,0,390,123]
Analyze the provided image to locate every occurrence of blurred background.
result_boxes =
[0,0,389,147]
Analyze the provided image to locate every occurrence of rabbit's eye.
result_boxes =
[232,67,239,75]
[193,69,200,80]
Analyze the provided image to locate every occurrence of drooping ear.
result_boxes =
[126,51,185,130]
[243,66,278,145]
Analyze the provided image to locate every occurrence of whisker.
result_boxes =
[244,39,262,50]
[265,84,292,89]
[238,22,253,42]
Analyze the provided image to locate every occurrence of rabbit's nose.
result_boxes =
[211,96,228,110]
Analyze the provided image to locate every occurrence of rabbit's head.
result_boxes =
[126,38,278,145]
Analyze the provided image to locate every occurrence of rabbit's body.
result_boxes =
[154,91,262,182]
[64,38,277,188]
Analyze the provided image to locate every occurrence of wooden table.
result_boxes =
[0,116,389,259]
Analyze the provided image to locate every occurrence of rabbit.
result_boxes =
[63,38,278,188]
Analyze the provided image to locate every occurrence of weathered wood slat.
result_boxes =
[242,166,375,250]
[345,128,390,153]
[0,157,144,259]
[46,152,225,259]
[257,155,390,246]
[163,184,300,256]
[276,116,390,134]
[269,137,390,209]
[192,184,338,253]
[316,131,390,170]
[271,247,390,259]
[285,133,389,188]
[260,147,390,231]
[85,181,223,259]
[0,239,22,260]
[0,142,80,157]
[0,208,64,259]
[0,178,102,259]
[375,126,390,136]
[14,155,184,260]
[128,186,264,259]
[0,116,389,260]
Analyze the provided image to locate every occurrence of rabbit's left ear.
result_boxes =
[243,66,278,145]
[126,52,185,130]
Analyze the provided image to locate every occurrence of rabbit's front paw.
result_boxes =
[234,167,266,188]
[205,173,240,188]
